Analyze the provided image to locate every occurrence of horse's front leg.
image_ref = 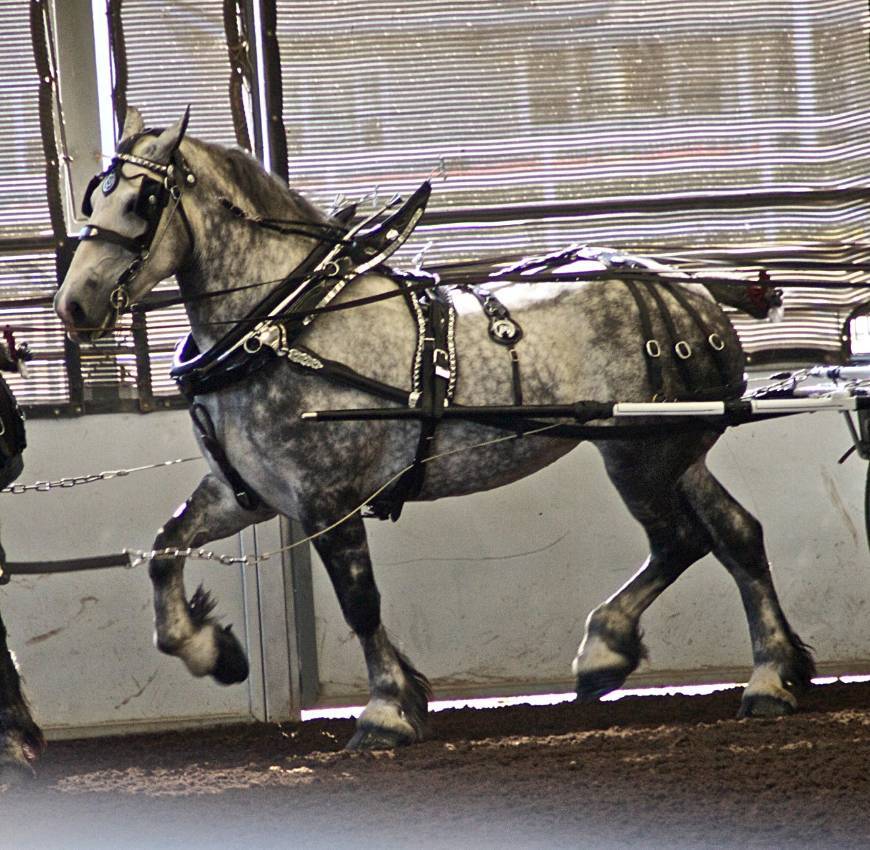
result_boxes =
[307,513,430,750]
[149,474,275,684]
[0,606,44,784]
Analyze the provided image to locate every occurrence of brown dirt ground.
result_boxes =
[4,681,870,849]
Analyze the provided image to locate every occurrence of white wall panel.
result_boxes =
[0,412,266,736]
[311,408,870,702]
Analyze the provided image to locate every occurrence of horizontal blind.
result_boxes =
[0,2,71,408]
[0,3,52,238]
[276,0,870,362]
[121,1,239,145]
[112,1,242,399]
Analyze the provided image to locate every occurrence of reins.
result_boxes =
[130,266,779,328]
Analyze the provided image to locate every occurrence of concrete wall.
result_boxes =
[0,411,282,736]
[6,400,870,730]
[311,407,870,702]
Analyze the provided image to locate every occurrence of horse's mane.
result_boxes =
[187,137,331,226]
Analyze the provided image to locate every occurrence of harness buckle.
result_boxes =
[645,339,661,358]
[675,341,692,360]
[433,348,451,381]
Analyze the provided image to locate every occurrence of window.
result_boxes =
[3,0,870,419]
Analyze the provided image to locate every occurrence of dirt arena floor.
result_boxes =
[4,681,870,850]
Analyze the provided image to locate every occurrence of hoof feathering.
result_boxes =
[211,624,249,685]
[738,693,797,719]
[0,756,35,786]
[575,668,630,703]
[346,722,415,751]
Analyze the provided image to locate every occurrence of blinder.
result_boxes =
[81,160,168,225]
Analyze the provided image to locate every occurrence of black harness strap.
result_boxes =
[622,279,665,400]
[658,280,733,390]
[639,280,699,395]
[463,285,525,407]
[189,402,261,511]
[365,287,454,521]
[286,345,410,405]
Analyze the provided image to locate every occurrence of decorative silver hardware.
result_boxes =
[645,340,661,358]
[675,341,692,360]
[433,348,451,381]
[284,348,323,370]
[413,241,433,270]
[708,333,725,351]
[446,299,457,401]
[243,334,263,354]
[117,152,170,176]
[110,286,130,311]
[328,193,347,215]
[492,318,517,341]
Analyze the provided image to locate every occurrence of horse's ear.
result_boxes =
[148,106,191,164]
[120,106,145,142]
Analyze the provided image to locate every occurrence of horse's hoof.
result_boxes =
[738,693,796,718]
[346,722,415,751]
[210,624,249,685]
[0,756,35,786]
[575,668,628,703]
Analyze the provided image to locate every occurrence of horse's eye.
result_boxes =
[123,197,137,217]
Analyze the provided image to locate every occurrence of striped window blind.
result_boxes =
[0,1,70,410]
[3,1,870,419]
[276,0,870,364]
[103,0,241,402]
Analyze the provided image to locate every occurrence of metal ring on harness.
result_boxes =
[110,286,130,311]
[491,318,519,342]
[708,333,725,351]
[645,340,662,358]
[243,334,263,354]
[675,340,692,360]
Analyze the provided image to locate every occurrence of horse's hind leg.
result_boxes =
[679,462,815,716]
[148,474,275,684]
[305,512,430,750]
[0,605,44,784]
[573,444,714,701]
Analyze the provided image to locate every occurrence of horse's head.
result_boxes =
[55,107,194,341]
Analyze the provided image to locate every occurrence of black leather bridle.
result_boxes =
[78,133,196,315]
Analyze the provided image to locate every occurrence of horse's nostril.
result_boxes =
[67,300,88,328]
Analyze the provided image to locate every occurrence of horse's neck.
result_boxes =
[177,147,320,349]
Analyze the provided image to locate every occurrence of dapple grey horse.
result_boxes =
[55,108,813,749]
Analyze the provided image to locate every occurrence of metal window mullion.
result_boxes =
[224,0,253,152]
[106,0,128,136]
[254,0,288,183]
